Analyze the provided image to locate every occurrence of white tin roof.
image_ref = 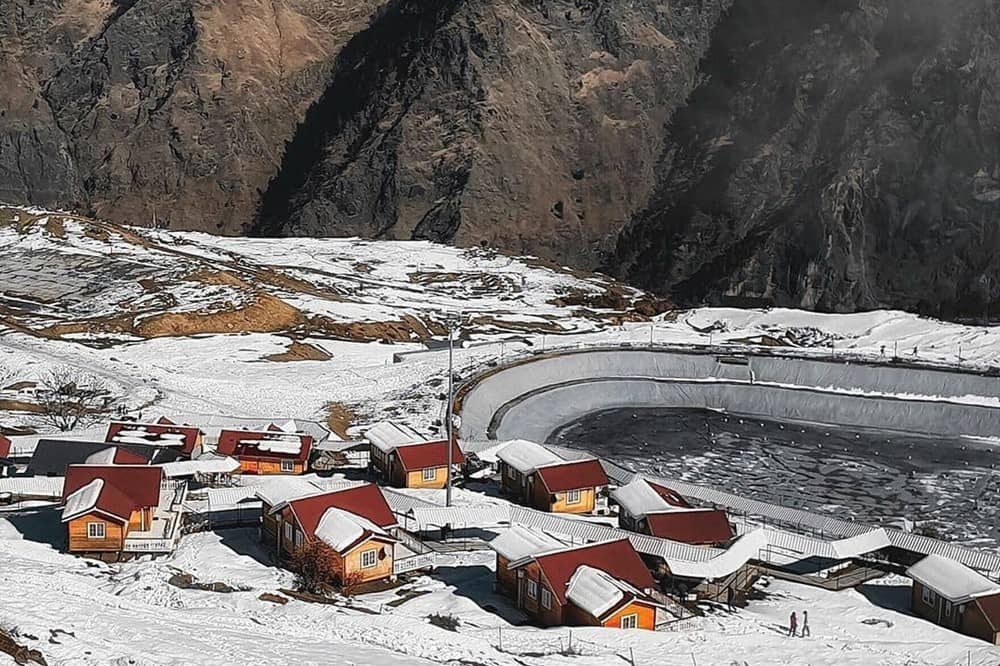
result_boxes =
[907,554,1000,603]
[495,440,562,474]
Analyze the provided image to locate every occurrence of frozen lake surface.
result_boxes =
[549,407,1000,550]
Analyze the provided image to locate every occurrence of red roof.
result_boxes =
[106,421,202,455]
[647,481,692,508]
[645,509,734,545]
[112,447,151,465]
[534,459,608,494]
[63,465,163,522]
[156,416,176,425]
[528,539,654,606]
[394,440,465,472]
[0,435,10,459]
[286,484,397,540]
[216,429,313,463]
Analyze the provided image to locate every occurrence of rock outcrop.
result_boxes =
[2,0,999,317]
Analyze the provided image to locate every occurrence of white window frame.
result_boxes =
[422,467,437,481]
[921,586,934,606]
[360,549,378,569]
[566,489,582,505]
[620,613,638,629]
[283,521,293,546]
[87,522,106,539]
[280,459,295,473]
[294,529,303,549]
[540,587,552,610]
[526,579,538,600]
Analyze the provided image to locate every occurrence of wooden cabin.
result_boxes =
[496,441,607,513]
[367,422,465,489]
[494,536,662,629]
[611,476,692,531]
[267,483,399,585]
[216,429,313,475]
[61,465,163,554]
[907,554,1000,644]
[490,525,565,597]
[106,420,204,457]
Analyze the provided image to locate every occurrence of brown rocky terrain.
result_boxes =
[2,0,999,317]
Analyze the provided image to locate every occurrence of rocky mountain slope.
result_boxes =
[2,0,998,317]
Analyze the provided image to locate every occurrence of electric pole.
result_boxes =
[445,319,458,507]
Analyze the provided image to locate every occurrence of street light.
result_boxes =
[445,317,461,507]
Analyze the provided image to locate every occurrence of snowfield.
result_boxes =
[3,206,1000,664]
[2,512,999,665]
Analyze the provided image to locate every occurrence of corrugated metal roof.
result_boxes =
[0,476,64,499]
[382,488,441,516]
[409,504,513,529]
[654,475,1000,576]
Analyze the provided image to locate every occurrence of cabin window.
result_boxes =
[283,521,293,546]
[361,549,378,569]
[566,489,582,505]
[294,530,303,549]
[943,601,952,619]
[527,579,538,599]
[921,586,935,606]
[280,459,295,473]
[422,467,437,481]
[620,613,638,629]
[87,522,106,539]
[540,587,552,610]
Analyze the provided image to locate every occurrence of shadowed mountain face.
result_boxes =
[2,1,998,317]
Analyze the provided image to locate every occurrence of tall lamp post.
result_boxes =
[445,318,459,507]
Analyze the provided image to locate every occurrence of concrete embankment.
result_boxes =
[458,349,1000,442]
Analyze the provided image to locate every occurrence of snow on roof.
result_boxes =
[611,477,675,518]
[62,478,104,521]
[907,554,1000,603]
[663,530,769,580]
[0,476,64,498]
[565,565,642,619]
[84,447,117,466]
[365,421,426,453]
[204,485,261,510]
[495,440,562,474]
[160,455,241,478]
[253,476,324,507]
[153,413,330,443]
[489,525,564,562]
[314,506,390,552]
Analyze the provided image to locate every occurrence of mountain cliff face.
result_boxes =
[2,0,998,317]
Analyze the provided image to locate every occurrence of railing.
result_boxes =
[393,553,436,575]
[123,537,176,553]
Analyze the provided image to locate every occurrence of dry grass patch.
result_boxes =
[135,294,304,338]
[266,341,332,362]
[44,216,67,239]
[308,314,444,342]
[255,268,343,301]
[325,402,355,439]
[0,398,45,414]
[185,269,253,289]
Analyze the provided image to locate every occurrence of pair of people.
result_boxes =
[788,610,810,637]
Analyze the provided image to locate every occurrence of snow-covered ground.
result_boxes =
[4,206,1000,663]
[1,514,999,665]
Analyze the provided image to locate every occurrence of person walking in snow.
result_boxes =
[788,611,798,637]
[726,586,736,611]
[801,610,810,637]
